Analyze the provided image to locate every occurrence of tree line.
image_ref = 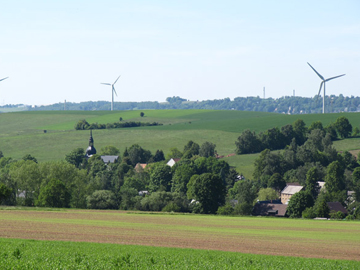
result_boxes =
[235,116,355,154]
[22,94,360,114]
[74,119,162,130]
[231,116,360,219]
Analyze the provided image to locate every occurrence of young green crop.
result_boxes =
[1,238,359,269]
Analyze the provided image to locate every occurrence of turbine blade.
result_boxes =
[0,77,9,82]
[307,62,324,81]
[317,81,324,97]
[113,75,121,85]
[325,74,345,82]
[113,86,118,96]
[101,83,111,85]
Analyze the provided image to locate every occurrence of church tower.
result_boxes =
[85,130,97,158]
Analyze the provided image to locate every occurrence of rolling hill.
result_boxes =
[1,110,360,178]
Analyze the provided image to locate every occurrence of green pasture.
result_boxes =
[1,238,359,270]
[1,110,360,178]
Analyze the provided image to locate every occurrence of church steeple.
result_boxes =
[89,130,94,146]
[85,130,97,158]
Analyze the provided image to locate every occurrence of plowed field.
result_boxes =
[1,209,360,261]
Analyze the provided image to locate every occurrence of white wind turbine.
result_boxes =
[0,77,9,105]
[101,75,121,111]
[307,63,345,114]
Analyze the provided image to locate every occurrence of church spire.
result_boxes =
[85,130,96,158]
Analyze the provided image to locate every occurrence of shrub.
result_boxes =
[330,211,345,220]
[217,204,234,215]
[302,207,316,219]
[233,202,253,215]
[86,190,118,209]
[162,202,181,212]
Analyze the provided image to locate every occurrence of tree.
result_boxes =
[140,191,173,211]
[308,121,323,132]
[334,116,352,139]
[152,150,165,162]
[187,173,226,214]
[10,160,43,206]
[253,149,283,183]
[281,124,295,146]
[75,119,90,130]
[325,161,345,194]
[258,127,285,150]
[351,167,360,202]
[183,141,200,159]
[127,144,152,166]
[305,167,320,200]
[140,112,145,117]
[228,179,258,205]
[65,148,86,169]
[293,119,307,145]
[166,147,183,160]
[235,130,261,154]
[314,196,330,218]
[287,191,314,218]
[268,173,286,192]
[256,188,279,201]
[36,179,71,208]
[171,160,196,193]
[86,190,118,209]
[0,183,12,204]
[22,154,38,163]
[199,142,216,158]
[148,163,172,192]
[99,145,120,156]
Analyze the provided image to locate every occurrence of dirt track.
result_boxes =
[1,209,359,261]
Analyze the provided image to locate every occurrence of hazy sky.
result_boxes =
[1,0,359,106]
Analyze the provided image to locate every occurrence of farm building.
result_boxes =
[167,158,180,167]
[281,184,303,204]
[252,201,288,217]
[327,202,348,216]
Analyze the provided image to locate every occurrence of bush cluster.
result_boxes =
[75,119,162,130]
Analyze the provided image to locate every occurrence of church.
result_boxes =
[85,130,119,163]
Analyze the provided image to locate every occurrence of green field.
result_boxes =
[1,238,359,269]
[1,110,360,178]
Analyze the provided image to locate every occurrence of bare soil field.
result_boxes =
[1,209,360,261]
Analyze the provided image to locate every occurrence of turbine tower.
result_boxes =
[307,63,345,114]
[101,75,121,111]
[0,77,9,105]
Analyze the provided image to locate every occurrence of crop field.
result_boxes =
[1,110,360,177]
[1,208,360,263]
[2,238,360,269]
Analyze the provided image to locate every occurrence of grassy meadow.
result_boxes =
[1,110,360,178]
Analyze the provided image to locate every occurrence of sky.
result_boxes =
[1,0,360,106]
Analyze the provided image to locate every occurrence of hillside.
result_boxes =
[1,110,360,178]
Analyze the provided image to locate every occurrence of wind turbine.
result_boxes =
[101,75,121,111]
[0,77,8,105]
[307,63,345,114]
